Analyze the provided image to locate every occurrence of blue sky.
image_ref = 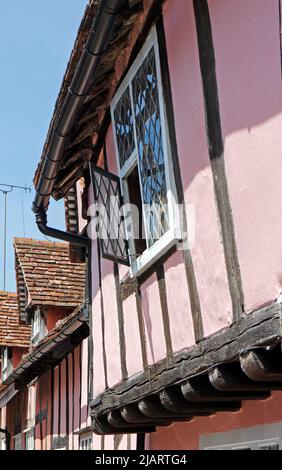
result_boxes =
[0,0,87,291]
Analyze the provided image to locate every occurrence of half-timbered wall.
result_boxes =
[89,0,233,400]
[1,340,92,450]
[208,0,282,312]
[86,0,282,446]
[152,0,282,449]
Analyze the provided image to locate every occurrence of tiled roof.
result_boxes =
[0,292,30,348]
[14,238,85,309]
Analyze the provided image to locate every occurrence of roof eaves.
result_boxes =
[5,304,89,386]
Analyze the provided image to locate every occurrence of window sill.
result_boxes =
[130,227,181,278]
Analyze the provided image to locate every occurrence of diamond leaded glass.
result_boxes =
[132,47,169,247]
[90,164,129,265]
[114,87,135,167]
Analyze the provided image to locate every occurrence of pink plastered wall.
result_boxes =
[88,182,107,397]
[73,346,81,450]
[101,258,123,387]
[60,360,67,437]
[88,132,124,388]
[208,0,282,312]
[52,366,59,437]
[163,250,195,351]
[122,292,144,376]
[163,0,232,336]
[107,130,144,376]
[140,273,167,364]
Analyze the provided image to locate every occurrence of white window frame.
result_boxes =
[14,433,23,451]
[24,427,35,450]
[31,309,45,346]
[79,432,93,451]
[0,433,6,451]
[200,423,282,450]
[1,347,12,381]
[2,348,8,373]
[27,385,36,429]
[111,26,181,277]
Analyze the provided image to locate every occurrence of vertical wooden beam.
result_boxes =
[279,0,282,77]
[71,351,75,450]
[39,379,43,449]
[137,433,146,451]
[156,15,204,341]
[45,372,50,450]
[86,245,93,417]
[67,353,73,450]
[79,343,82,430]
[58,363,61,437]
[73,346,81,449]
[156,264,173,356]
[65,358,69,444]
[50,368,54,446]
[113,262,128,380]
[193,0,244,321]
[97,240,109,387]
[52,366,59,440]
[127,434,132,450]
[135,286,148,369]
[59,360,67,441]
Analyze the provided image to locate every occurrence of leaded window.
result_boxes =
[132,46,169,246]
[90,164,129,265]
[113,87,135,168]
[1,347,12,381]
[111,27,179,274]
[31,309,46,346]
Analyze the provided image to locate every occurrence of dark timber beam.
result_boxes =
[156,14,204,342]
[121,404,172,426]
[90,302,281,416]
[92,415,155,436]
[138,395,192,421]
[240,348,282,382]
[209,362,282,391]
[159,386,241,414]
[193,0,244,321]
[113,263,128,380]
[107,410,155,430]
[181,374,270,402]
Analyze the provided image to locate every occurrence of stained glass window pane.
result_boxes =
[114,87,135,167]
[132,47,169,247]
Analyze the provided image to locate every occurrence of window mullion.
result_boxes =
[153,37,174,230]
[129,80,149,249]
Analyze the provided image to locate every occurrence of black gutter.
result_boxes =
[32,0,125,244]
[35,210,89,247]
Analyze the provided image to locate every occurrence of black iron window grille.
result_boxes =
[90,163,129,266]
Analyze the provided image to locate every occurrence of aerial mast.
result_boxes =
[0,183,31,290]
